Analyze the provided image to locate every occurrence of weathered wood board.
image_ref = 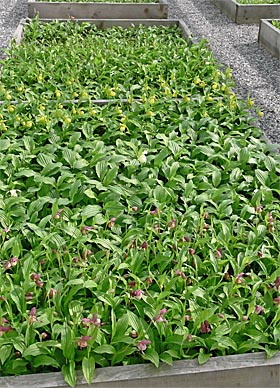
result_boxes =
[27,0,169,19]
[0,352,279,387]
[258,19,280,60]
[212,0,280,24]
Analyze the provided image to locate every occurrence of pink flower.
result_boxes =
[189,248,195,256]
[36,280,44,288]
[81,313,101,328]
[4,261,11,270]
[136,339,151,354]
[274,277,280,291]
[186,334,192,341]
[29,307,37,324]
[216,249,222,259]
[31,273,41,281]
[273,297,280,305]
[168,219,176,229]
[200,320,211,334]
[185,315,191,322]
[131,206,138,212]
[108,218,116,228]
[255,305,264,315]
[77,336,92,349]
[0,325,12,336]
[140,241,148,250]
[81,226,94,234]
[235,272,245,284]
[184,236,191,242]
[174,269,186,279]
[53,209,64,219]
[153,308,167,323]
[131,289,145,300]
[150,208,159,216]
[10,257,18,266]
[49,288,57,298]
[25,292,33,301]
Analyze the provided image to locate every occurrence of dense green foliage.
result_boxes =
[0,21,279,387]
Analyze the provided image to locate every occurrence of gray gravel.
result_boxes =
[0,0,279,145]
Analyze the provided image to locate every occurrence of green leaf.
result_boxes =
[212,170,221,187]
[62,361,76,388]
[82,357,95,385]
[160,352,173,366]
[255,169,268,186]
[93,345,115,354]
[142,348,159,368]
[103,166,118,186]
[33,355,60,369]
[0,139,10,151]
[22,343,41,358]
[0,345,12,364]
[198,349,211,365]
[81,205,102,219]
[61,324,74,360]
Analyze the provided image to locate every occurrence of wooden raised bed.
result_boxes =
[211,0,280,24]
[13,17,193,42]
[0,352,279,387]
[258,19,280,59]
[27,0,168,19]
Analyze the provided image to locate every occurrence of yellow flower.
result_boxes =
[211,83,219,90]
[25,121,33,128]
[81,90,88,98]
[17,86,24,92]
[149,96,156,104]
[8,105,14,113]
[120,115,126,123]
[146,110,154,117]
[73,92,79,98]
[205,95,213,102]
[5,93,11,100]
[55,90,61,98]
[109,89,116,97]
[64,117,71,125]
[77,109,84,116]
[1,123,7,131]
[193,76,201,85]
[37,73,43,82]
[120,124,126,132]
[248,98,254,107]
[199,81,206,88]
[257,110,264,118]
[90,109,97,115]
[184,96,190,103]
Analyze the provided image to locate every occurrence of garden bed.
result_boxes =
[211,0,280,24]
[0,17,279,388]
[27,0,168,19]
[0,352,279,387]
[258,19,280,59]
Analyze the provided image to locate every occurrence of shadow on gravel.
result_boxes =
[2,0,27,29]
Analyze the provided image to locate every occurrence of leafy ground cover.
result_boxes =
[0,21,279,387]
[237,0,280,4]
[272,19,280,28]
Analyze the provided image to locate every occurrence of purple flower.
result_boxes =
[153,308,167,323]
[186,334,192,342]
[0,325,12,336]
[131,289,145,300]
[216,249,222,259]
[150,208,159,216]
[200,320,211,334]
[154,224,159,232]
[81,313,101,328]
[168,219,176,229]
[77,336,92,349]
[255,205,264,213]
[81,226,94,234]
[25,292,33,301]
[274,277,280,291]
[29,307,37,324]
[136,339,151,354]
[255,305,264,315]
[174,269,186,279]
[184,236,191,242]
[140,241,148,250]
[31,273,41,281]
[10,257,18,266]
[108,218,116,228]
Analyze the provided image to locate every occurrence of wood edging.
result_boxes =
[258,19,280,60]
[27,0,169,20]
[0,352,279,387]
[11,18,194,45]
[211,0,280,24]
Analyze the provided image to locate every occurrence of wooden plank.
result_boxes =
[258,19,280,60]
[0,352,279,387]
[27,0,168,19]
[211,0,280,24]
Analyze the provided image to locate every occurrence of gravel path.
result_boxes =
[0,0,279,145]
